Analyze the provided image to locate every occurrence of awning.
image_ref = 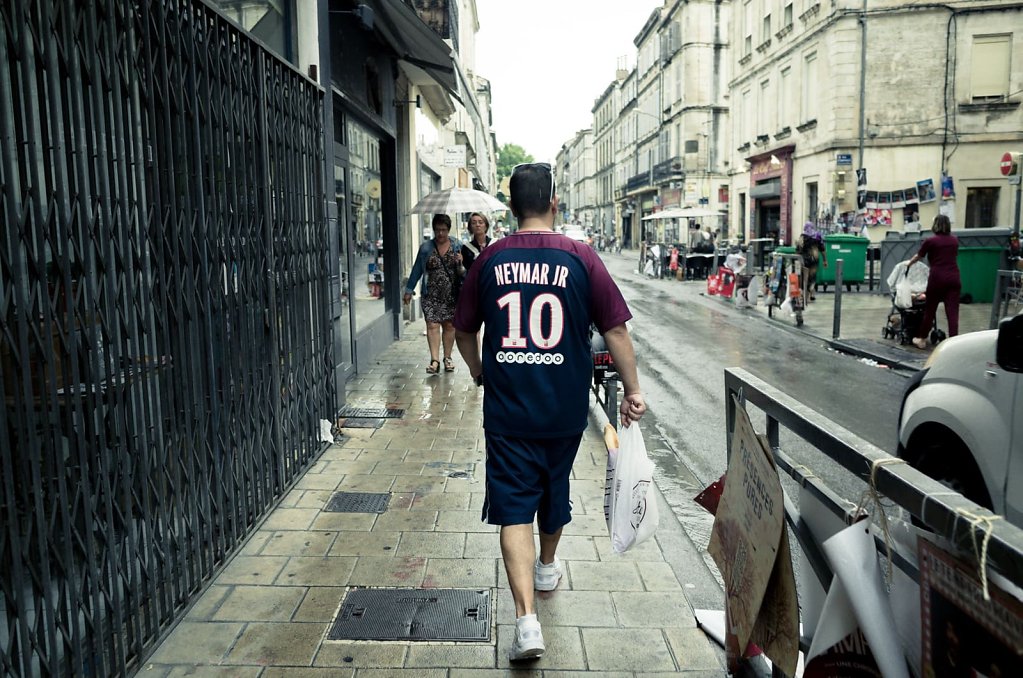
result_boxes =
[368,0,461,101]
[750,179,781,199]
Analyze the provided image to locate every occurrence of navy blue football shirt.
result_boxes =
[454,232,632,438]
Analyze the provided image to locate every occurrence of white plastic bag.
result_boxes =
[608,422,658,553]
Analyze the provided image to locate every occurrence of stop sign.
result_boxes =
[1001,152,1015,176]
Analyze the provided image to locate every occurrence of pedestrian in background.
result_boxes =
[906,214,960,348]
[403,214,464,373]
[461,212,492,271]
[797,223,827,303]
[454,162,646,662]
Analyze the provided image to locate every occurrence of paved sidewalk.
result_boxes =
[142,329,726,676]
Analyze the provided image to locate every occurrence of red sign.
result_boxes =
[1001,152,1014,176]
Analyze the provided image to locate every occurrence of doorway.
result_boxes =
[757,199,781,242]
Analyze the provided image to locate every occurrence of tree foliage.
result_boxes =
[496,143,533,186]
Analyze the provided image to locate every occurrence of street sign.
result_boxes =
[998,152,1014,175]
[1000,151,1021,177]
[836,153,853,166]
[443,145,466,167]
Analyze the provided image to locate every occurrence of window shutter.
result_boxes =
[972,35,1010,99]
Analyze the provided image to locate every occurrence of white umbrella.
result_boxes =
[642,206,726,221]
[409,187,508,215]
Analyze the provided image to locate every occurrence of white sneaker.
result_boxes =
[509,614,545,661]
[912,337,928,349]
[534,556,563,592]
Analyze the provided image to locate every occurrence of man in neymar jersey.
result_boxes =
[454,162,646,661]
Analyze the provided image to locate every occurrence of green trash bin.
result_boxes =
[957,246,1003,303]
[817,234,869,289]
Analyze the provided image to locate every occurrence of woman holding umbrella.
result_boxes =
[404,214,464,373]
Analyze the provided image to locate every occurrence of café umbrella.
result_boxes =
[409,187,508,215]
[641,206,726,220]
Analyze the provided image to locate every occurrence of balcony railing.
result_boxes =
[652,157,684,184]
[626,172,650,192]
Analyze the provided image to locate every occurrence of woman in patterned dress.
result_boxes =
[403,214,464,373]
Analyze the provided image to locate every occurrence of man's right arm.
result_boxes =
[602,323,646,427]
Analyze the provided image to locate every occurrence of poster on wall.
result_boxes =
[865,191,878,209]
[940,201,956,224]
[919,539,1023,677]
[917,179,937,203]
[941,174,956,200]
[856,168,868,188]
[868,208,892,227]
[905,186,920,204]
[893,190,907,209]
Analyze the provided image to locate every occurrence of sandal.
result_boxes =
[426,359,440,374]
[443,357,455,372]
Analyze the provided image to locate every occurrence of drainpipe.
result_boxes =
[857,0,867,168]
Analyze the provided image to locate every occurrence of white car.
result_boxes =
[897,314,1023,526]
[563,228,591,245]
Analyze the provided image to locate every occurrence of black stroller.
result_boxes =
[882,261,947,345]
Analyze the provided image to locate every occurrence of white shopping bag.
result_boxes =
[608,422,658,553]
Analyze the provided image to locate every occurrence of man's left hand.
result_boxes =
[619,393,646,428]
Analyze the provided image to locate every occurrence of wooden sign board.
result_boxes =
[709,399,791,669]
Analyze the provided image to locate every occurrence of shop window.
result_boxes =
[347,117,388,332]
[965,187,999,229]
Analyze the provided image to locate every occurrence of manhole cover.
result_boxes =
[324,492,391,513]
[337,405,405,419]
[327,588,491,642]
[339,418,384,429]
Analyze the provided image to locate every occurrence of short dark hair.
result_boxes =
[468,212,490,231]
[932,214,951,234]
[509,164,555,219]
[432,214,451,230]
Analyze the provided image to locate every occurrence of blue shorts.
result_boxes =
[481,431,582,534]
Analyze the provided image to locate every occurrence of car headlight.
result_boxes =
[923,340,946,368]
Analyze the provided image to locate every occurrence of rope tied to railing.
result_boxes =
[919,491,1003,601]
[855,457,907,583]
[954,508,1002,602]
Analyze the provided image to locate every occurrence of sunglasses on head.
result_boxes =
[511,162,554,204]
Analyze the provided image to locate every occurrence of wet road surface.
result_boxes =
[598,252,908,580]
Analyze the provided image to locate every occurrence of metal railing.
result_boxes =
[724,368,1023,592]
[989,269,1023,328]
[1,1,334,675]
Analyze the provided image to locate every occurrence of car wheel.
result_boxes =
[906,434,992,527]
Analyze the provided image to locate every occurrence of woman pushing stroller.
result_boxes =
[905,215,960,349]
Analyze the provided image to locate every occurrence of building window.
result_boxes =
[759,79,771,135]
[971,35,1011,101]
[744,0,753,56]
[802,51,817,122]
[965,187,999,228]
[210,0,295,63]
[742,88,752,144]
[779,66,792,130]
[784,2,793,27]
[762,14,771,42]
[806,181,818,223]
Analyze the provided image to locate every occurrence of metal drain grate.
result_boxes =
[337,405,405,419]
[339,418,384,429]
[324,492,391,513]
[327,588,491,642]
